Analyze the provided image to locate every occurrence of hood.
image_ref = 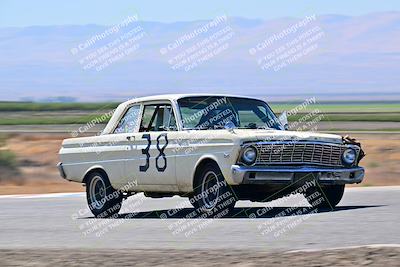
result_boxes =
[231,129,342,144]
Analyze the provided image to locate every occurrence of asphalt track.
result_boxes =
[0,186,399,251]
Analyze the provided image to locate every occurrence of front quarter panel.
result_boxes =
[174,130,242,192]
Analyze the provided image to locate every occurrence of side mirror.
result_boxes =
[278,111,289,130]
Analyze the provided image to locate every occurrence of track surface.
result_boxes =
[0,186,399,251]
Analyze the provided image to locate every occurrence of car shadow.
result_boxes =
[81,205,383,219]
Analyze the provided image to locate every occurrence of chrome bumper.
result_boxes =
[231,165,365,185]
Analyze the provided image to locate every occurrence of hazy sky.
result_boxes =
[1,0,400,26]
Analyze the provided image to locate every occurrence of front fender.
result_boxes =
[191,151,241,189]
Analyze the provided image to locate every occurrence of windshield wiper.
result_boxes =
[240,123,257,129]
[212,125,226,129]
[185,126,213,130]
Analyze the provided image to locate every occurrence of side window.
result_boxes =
[114,105,141,133]
[140,105,156,132]
[164,105,177,130]
[140,104,177,132]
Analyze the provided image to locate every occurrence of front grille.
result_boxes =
[254,142,354,167]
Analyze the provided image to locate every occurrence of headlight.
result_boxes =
[241,146,257,165]
[342,148,356,165]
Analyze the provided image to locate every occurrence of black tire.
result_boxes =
[189,162,237,217]
[85,171,123,218]
[304,184,345,210]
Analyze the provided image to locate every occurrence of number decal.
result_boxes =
[139,133,169,172]
[139,134,151,172]
[156,133,168,172]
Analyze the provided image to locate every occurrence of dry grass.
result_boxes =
[353,134,400,186]
[0,134,83,194]
[0,133,398,194]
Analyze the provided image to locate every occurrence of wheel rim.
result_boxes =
[201,171,220,210]
[89,176,106,209]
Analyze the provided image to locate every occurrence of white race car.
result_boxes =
[58,94,365,218]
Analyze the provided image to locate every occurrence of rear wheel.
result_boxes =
[189,162,236,217]
[86,171,123,218]
[304,184,345,210]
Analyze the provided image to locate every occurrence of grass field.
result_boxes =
[0,102,119,111]
[1,101,399,112]
[0,115,106,125]
[0,101,399,125]
[271,103,400,113]
[289,113,400,122]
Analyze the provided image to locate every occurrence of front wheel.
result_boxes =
[189,162,237,217]
[86,171,123,218]
[304,184,345,210]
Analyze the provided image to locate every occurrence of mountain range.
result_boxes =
[0,12,399,101]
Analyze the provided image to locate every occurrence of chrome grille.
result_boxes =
[255,142,353,167]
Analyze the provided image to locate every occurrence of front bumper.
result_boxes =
[231,165,364,185]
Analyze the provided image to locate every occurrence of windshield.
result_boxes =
[178,96,282,130]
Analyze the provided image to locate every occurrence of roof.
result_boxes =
[123,93,262,105]
[102,93,265,135]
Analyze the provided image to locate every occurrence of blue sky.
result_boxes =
[1,0,400,26]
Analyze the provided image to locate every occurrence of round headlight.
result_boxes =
[241,146,257,165]
[342,148,356,165]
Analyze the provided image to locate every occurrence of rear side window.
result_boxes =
[140,104,177,132]
[114,105,141,133]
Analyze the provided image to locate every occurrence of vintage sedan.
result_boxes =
[58,94,365,218]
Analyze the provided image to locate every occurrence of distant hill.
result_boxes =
[0,12,399,101]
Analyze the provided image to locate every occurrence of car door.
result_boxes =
[127,102,178,186]
[109,104,143,189]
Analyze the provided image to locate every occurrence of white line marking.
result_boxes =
[0,194,24,199]
[286,244,400,253]
[346,186,400,191]
[0,186,399,199]
[0,192,84,199]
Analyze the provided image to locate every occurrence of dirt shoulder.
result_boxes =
[0,133,83,194]
[0,133,399,195]
[350,133,400,186]
[1,246,399,266]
